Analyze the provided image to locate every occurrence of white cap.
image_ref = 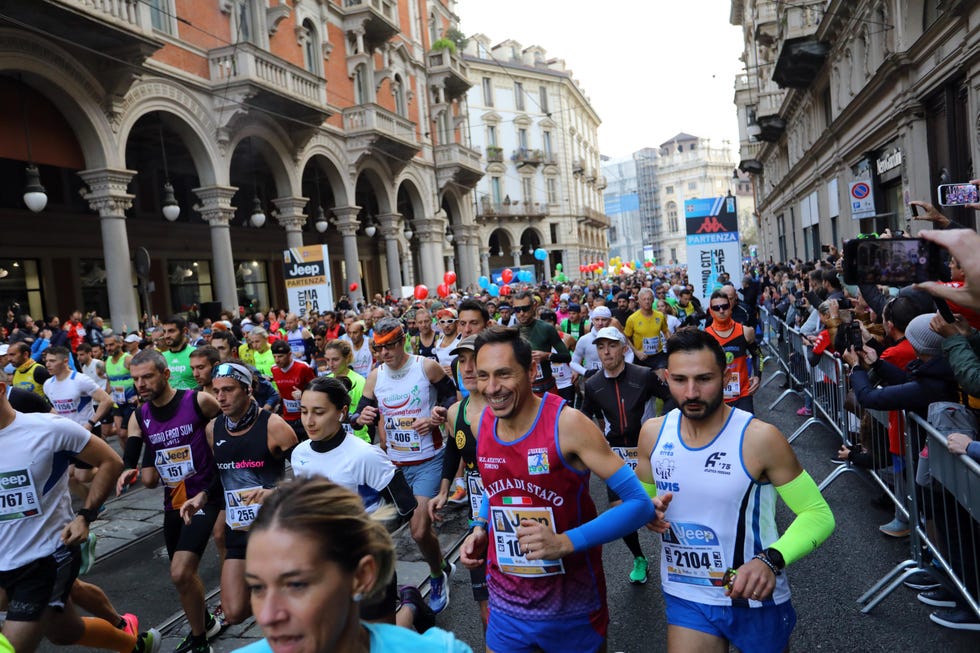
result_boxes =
[593,326,626,344]
[590,306,612,319]
[0,344,8,355]
[124,334,142,343]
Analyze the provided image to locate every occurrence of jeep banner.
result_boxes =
[684,196,741,303]
[283,245,335,318]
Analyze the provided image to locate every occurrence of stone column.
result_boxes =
[480,250,490,279]
[192,185,239,312]
[401,250,413,290]
[413,218,447,290]
[273,196,309,249]
[331,205,363,305]
[78,168,139,331]
[511,246,522,268]
[377,212,404,294]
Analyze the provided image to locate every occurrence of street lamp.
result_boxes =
[20,80,46,213]
[159,121,179,221]
[404,224,413,240]
[250,196,266,228]
[315,206,329,233]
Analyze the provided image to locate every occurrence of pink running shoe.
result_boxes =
[796,406,812,416]
[121,613,139,636]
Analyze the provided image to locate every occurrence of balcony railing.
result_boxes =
[61,0,146,28]
[583,206,611,227]
[512,148,544,166]
[486,147,504,163]
[343,104,415,141]
[477,199,549,219]
[426,48,471,99]
[435,143,483,170]
[342,0,399,48]
[209,43,326,108]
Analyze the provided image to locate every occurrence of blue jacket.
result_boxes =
[849,356,960,417]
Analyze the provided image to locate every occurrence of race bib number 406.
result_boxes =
[0,469,42,521]
[491,504,565,577]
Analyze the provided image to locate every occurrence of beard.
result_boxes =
[678,390,725,421]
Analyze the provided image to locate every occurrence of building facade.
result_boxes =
[462,35,609,280]
[732,0,980,264]
[655,133,740,266]
[602,156,643,264]
[0,0,484,330]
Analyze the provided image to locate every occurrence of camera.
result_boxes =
[842,237,947,287]
[846,321,863,351]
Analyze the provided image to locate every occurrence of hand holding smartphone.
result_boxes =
[938,183,979,207]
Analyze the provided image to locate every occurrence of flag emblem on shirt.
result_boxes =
[502,496,533,505]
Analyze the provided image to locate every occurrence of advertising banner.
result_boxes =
[684,196,740,304]
[283,245,334,318]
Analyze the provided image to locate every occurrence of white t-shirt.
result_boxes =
[43,372,101,426]
[434,334,461,369]
[350,338,374,379]
[0,412,91,570]
[569,330,635,375]
[291,434,396,513]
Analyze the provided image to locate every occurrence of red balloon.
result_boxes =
[444,271,457,285]
[501,268,514,284]
[598,260,605,267]
[500,284,512,296]
[349,282,358,292]
[437,283,450,298]
[414,284,428,300]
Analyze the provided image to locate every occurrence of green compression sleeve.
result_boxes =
[640,479,658,498]
[771,471,835,566]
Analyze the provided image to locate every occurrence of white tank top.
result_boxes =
[434,334,461,368]
[374,355,440,463]
[351,338,373,378]
[286,328,306,361]
[651,407,791,607]
[551,346,573,389]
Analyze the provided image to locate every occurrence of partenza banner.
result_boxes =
[283,245,334,318]
[684,196,740,304]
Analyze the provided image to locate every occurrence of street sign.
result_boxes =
[849,180,875,219]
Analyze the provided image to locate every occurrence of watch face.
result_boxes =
[766,547,785,569]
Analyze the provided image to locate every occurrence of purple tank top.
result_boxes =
[139,390,216,511]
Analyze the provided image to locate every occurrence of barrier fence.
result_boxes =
[759,307,980,620]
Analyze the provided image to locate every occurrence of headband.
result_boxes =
[373,325,404,346]
[212,362,252,387]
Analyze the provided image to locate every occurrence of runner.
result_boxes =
[569,306,634,378]
[411,309,438,360]
[433,308,462,377]
[269,340,316,442]
[105,335,136,449]
[189,346,220,396]
[116,350,224,653]
[322,339,370,443]
[538,310,577,403]
[704,289,761,413]
[346,320,374,378]
[511,291,571,397]
[0,377,159,653]
[581,327,670,585]
[161,316,198,391]
[9,341,49,399]
[637,328,835,653]
[461,327,656,653]
[624,288,670,370]
[180,362,296,626]
[354,318,460,613]
[281,313,313,363]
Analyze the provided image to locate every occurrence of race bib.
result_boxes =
[612,446,639,471]
[533,362,544,382]
[0,469,42,522]
[661,521,727,588]
[385,416,422,453]
[723,371,740,399]
[591,360,602,370]
[465,470,485,521]
[111,386,126,405]
[224,486,263,530]
[642,336,661,354]
[491,504,565,577]
[553,363,572,384]
[342,421,354,437]
[51,398,78,415]
[282,398,301,414]
[154,445,196,487]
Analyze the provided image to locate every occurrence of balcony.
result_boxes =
[342,104,420,168]
[572,158,586,175]
[341,0,399,51]
[434,143,484,190]
[486,146,504,163]
[426,48,471,101]
[512,148,544,168]
[772,2,829,88]
[581,206,611,228]
[476,198,549,222]
[209,43,331,125]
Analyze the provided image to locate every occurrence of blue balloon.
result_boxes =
[534,248,547,261]
[478,275,490,289]
[520,270,533,283]
[488,283,500,297]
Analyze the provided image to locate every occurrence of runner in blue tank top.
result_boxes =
[638,328,835,653]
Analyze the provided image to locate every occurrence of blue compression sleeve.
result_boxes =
[478,491,489,522]
[564,465,655,552]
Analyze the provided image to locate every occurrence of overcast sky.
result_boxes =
[456,0,745,160]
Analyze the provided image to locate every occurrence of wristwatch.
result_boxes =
[763,547,785,570]
[87,419,99,428]
[76,507,100,525]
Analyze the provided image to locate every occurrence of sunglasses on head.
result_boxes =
[513,305,534,313]
[438,319,456,324]
[710,303,731,311]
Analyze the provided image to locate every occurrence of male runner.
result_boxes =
[189,346,220,396]
[281,313,313,362]
[116,350,223,653]
[180,362,296,626]
[638,328,835,653]
[0,377,158,653]
[346,320,374,378]
[511,291,570,396]
[269,340,316,441]
[105,335,136,448]
[10,341,49,398]
[461,327,656,653]
[569,306,634,378]
[161,316,198,390]
[581,327,670,584]
[354,317,459,613]
[624,287,670,370]
[704,289,761,413]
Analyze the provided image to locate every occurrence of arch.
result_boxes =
[440,187,466,227]
[519,226,545,249]
[0,28,113,169]
[488,227,514,254]
[115,77,221,186]
[396,165,435,217]
[354,158,395,213]
[299,136,352,207]
[396,175,428,226]
[227,120,298,197]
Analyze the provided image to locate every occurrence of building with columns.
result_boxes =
[461,35,609,281]
[0,0,484,330]
[731,0,980,264]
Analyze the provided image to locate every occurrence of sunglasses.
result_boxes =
[710,303,731,312]
[438,319,457,325]
[372,338,403,353]
[513,305,534,313]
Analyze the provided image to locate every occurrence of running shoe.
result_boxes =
[120,613,140,637]
[878,518,910,538]
[173,634,213,653]
[903,570,941,591]
[930,607,980,631]
[398,585,436,632]
[132,628,161,653]
[918,588,958,608]
[629,556,649,585]
[427,560,455,614]
[796,406,812,416]
[79,532,97,576]
[204,611,223,639]
[211,604,228,629]
[447,479,468,505]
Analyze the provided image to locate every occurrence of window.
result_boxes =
[354,65,370,104]
[234,0,253,43]
[168,260,213,314]
[518,128,528,150]
[487,125,497,147]
[429,11,439,46]
[688,181,697,191]
[822,86,833,128]
[0,258,44,320]
[670,247,677,263]
[777,213,787,262]
[491,177,502,204]
[665,185,674,194]
[393,75,407,117]
[550,223,559,244]
[542,131,553,158]
[547,178,558,204]
[666,201,678,233]
[514,82,525,111]
[539,86,549,113]
[522,177,533,203]
[148,0,175,35]
[235,260,269,314]
[482,77,494,106]
[301,19,320,76]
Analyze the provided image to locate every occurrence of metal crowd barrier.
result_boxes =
[765,318,812,414]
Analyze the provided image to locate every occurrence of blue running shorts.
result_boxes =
[664,591,796,653]
[485,605,606,653]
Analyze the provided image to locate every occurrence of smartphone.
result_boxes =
[846,321,863,350]
[909,202,921,217]
[821,244,831,253]
[842,238,947,286]
[937,183,979,206]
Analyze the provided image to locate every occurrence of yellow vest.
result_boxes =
[13,359,47,397]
